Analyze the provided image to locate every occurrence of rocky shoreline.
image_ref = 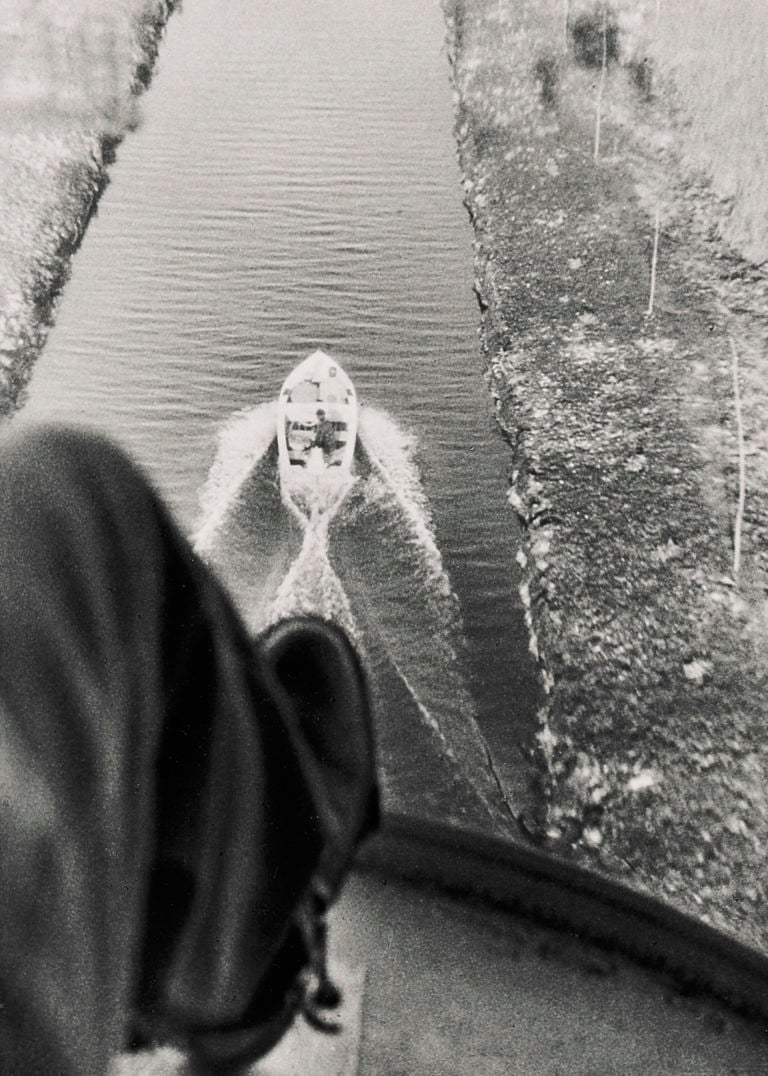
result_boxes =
[447,0,768,951]
[0,0,176,416]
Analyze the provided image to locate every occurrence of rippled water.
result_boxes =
[20,0,537,816]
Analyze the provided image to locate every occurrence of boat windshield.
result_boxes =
[289,380,319,403]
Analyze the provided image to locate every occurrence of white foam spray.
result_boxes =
[193,401,277,556]
[263,497,359,639]
[353,408,514,826]
[194,400,515,828]
[358,406,453,599]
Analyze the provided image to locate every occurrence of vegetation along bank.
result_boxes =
[447,0,768,952]
[0,0,176,415]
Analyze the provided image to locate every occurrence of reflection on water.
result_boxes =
[19,0,538,822]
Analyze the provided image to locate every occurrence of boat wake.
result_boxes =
[193,402,514,830]
[195,402,279,558]
[193,401,357,635]
[267,482,358,637]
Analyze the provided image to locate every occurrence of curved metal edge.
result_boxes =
[354,813,768,1025]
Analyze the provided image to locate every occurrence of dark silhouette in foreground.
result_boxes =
[0,425,377,1075]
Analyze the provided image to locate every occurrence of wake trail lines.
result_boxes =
[194,400,515,831]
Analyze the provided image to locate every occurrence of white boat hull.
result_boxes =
[276,350,358,493]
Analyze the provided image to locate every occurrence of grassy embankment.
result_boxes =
[447,0,768,950]
[0,0,176,416]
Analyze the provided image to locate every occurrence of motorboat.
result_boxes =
[276,349,357,489]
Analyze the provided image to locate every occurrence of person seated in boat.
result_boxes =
[312,408,337,460]
[0,424,377,1074]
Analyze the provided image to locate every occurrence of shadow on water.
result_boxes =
[194,403,516,834]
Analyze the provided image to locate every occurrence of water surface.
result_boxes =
[21,0,538,818]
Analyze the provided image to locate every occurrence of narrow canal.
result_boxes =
[19,0,538,827]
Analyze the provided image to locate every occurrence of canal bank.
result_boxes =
[447,0,768,951]
[0,0,175,415]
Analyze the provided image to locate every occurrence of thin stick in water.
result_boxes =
[646,205,660,316]
[730,335,746,577]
